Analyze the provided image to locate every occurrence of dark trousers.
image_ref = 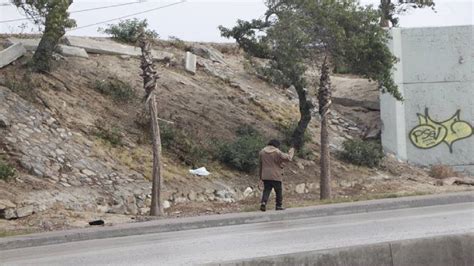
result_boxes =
[261,180,283,207]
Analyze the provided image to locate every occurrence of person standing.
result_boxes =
[259,139,295,211]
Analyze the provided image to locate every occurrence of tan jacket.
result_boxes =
[259,146,294,182]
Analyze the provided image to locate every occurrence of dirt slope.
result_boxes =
[0,36,471,234]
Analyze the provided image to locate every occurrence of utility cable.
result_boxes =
[68,0,186,32]
[0,1,146,24]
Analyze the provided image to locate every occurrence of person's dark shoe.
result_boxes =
[260,204,266,212]
[275,206,285,211]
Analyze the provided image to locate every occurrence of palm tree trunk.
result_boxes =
[318,58,332,200]
[138,31,163,216]
[149,94,163,216]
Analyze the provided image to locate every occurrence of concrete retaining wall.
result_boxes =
[381,26,473,173]
[217,233,474,266]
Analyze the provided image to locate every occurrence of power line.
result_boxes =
[0,1,146,24]
[68,0,187,32]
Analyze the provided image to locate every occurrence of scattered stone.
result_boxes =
[0,42,26,68]
[185,51,197,74]
[295,183,306,194]
[163,200,171,209]
[187,190,197,201]
[243,187,253,198]
[174,197,187,204]
[297,162,305,170]
[81,169,96,177]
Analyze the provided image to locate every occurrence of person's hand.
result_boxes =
[258,180,264,190]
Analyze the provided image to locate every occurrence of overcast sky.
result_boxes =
[0,0,472,42]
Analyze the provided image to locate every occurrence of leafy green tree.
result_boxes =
[12,0,76,72]
[380,0,435,27]
[222,0,402,200]
[219,6,313,151]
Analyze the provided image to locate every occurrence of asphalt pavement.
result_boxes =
[1,202,473,265]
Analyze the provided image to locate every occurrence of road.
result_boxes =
[1,202,473,265]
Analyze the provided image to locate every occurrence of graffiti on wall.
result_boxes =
[409,108,473,153]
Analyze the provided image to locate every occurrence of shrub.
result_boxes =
[0,159,15,181]
[93,78,135,103]
[429,164,456,179]
[168,36,190,51]
[340,139,384,168]
[100,18,158,43]
[217,125,266,172]
[95,124,123,146]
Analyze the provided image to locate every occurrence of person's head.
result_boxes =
[268,139,280,148]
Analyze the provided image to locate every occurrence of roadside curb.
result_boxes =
[1,191,472,251]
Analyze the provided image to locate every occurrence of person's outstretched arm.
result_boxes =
[279,147,295,162]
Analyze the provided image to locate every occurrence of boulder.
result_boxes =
[0,114,10,128]
[16,205,34,218]
[163,200,171,209]
[190,45,225,64]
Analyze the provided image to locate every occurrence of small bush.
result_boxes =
[429,164,456,179]
[95,124,123,146]
[93,78,135,103]
[0,159,15,181]
[100,18,158,43]
[168,36,190,51]
[217,125,266,172]
[340,139,384,168]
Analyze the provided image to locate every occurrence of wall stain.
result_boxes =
[409,108,473,153]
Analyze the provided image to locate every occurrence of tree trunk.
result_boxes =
[31,1,73,72]
[379,0,393,27]
[138,30,163,216]
[149,95,163,216]
[318,59,332,200]
[291,84,313,151]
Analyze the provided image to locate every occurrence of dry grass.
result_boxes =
[429,164,456,179]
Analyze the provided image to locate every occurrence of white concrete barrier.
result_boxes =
[0,43,26,68]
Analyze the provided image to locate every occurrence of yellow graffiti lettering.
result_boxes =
[409,108,473,153]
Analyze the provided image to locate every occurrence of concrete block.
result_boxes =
[391,233,474,266]
[56,45,89,58]
[66,36,141,56]
[0,43,26,68]
[382,26,474,173]
[185,51,197,74]
[7,38,89,58]
[190,45,225,64]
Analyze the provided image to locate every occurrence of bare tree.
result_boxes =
[138,29,163,216]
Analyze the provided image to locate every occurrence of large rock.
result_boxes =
[7,38,89,58]
[191,45,225,64]
[16,205,34,218]
[185,51,197,74]
[0,43,26,68]
[0,113,10,128]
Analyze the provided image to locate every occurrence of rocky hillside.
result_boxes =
[0,36,470,234]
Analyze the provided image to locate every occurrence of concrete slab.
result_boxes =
[66,36,173,60]
[66,36,141,56]
[0,43,26,68]
[7,38,89,58]
[185,51,197,74]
